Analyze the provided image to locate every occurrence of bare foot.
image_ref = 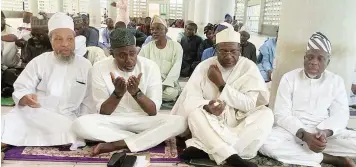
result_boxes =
[91,142,126,157]
[343,157,356,167]
[1,143,7,148]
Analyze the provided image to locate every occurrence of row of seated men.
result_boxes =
[2,12,356,167]
[1,11,258,102]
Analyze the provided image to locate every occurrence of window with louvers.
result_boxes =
[129,0,147,17]
[234,0,245,23]
[169,0,183,19]
[263,0,281,25]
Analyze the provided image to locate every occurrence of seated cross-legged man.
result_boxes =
[259,32,356,167]
[1,12,94,148]
[138,15,183,103]
[72,28,186,156]
[171,26,273,167]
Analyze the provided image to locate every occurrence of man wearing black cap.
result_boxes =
[72,28,186,156]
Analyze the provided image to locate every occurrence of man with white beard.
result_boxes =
[1,12,95,148]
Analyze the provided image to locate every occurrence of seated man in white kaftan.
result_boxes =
[171,26,273,167]
[1,12,94,147]
[259,32,356,167]
[138,15,183,102]
[72,28,186,156]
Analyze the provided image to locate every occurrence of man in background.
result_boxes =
[180,22,203,77]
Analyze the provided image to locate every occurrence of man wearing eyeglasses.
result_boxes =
[172,25,272,167]
[260,32,356,167]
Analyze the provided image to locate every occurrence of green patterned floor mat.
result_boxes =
[188,154,356,167]
[1,97,15,106]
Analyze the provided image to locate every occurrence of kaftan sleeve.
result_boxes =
[274,75,306,136]
[219,85,259,112]
[91,64,110,113]
[12,57,41,105]
[316,76,349,135]
[162,42,183,87]
[183,64,210,111]
[145,63,163,112]
[79,68,96,115]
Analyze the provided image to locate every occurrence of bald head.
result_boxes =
[115,21,126,29]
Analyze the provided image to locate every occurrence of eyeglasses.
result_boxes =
[216,49,240,56]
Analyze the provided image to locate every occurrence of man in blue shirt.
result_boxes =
[257,29,278,82]
[101,18,114,49]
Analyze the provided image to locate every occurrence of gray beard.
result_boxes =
[54,51,75,64]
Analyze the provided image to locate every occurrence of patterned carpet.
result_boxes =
[4,138,179,163]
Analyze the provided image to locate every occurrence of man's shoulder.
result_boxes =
[282,68,303,79]
[203,47,214,53]
[93,57,113,69]
[137,56,159,69]
[323,70,344,83]
[74,56,92,68]
[168,40,183,49]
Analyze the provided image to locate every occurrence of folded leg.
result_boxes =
[259,126,323,167]
[73,113,186,152]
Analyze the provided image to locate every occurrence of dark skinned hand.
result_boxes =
[303,131,327,153]
[204,100,226,116]
[127,73,142,95]
[208,64,225,87]
[110,72,127,97]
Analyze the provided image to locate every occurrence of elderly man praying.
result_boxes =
[1,12,94,148]
[259,32,356,167]
[172,25,273,167]
[72,28,186,156]
[138,15,183,103]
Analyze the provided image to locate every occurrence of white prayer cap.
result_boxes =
[216,26,240,44]
[48,12,74,34]
[151,15,167,28]
[75,35,87,57]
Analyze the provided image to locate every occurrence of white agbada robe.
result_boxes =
[1,25,20,68]
[259,68,356,167]
[138,40,183,101]
[171,57,274,165]
[72,56,186,152]
[1,52,95,146]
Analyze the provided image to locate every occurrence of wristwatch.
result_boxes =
[219,84,225,92]
[112,91,122,99]
[132,89,144,99]
[296,129,305,141]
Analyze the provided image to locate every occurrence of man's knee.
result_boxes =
[162,87,179,101]
[187,109,205,125]
[253,108,274,128]
[72,114,99,135]
[165,115,187,134]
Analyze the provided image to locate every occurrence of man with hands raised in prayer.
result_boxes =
[72,28,186,156]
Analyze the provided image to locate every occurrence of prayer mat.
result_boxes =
[1,97,15,106]
[4,138,179,163]
[188,154,356,167]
